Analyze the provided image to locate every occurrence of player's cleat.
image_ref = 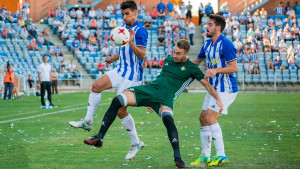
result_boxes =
[190,156,212,166]
[174,156,185,168]
[84,135,103,148]
[40,105,46,109]
[208,155,228,166]
[69,118,92,131]
[50,104,57,108]
[125,141,144,160]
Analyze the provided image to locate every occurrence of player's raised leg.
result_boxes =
[83,90,136,147]
[69,74,112,131]
[159,106,185,168]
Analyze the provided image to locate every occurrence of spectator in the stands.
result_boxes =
[274,56,282,70]
[29,38,38,50]
[51,68,58,94]
[76,7,83,19]
[165,45,172,57]
[186,1,192,21]
[231,18,239,30]
[115,2,121,15]
[295,1,300,14]
[253,63,259,74]
[144,18,151,29]
[242,47,251,63]
[17,16,25,28]
[1,27,7,39]
[284,28,293,41]
[268,58,274,69]
[204,2,212,15]
[263,39,272,52]
[157,0,165,13]
[251,49,258,64]
[96,18,103,29]
[103,19,109,30]
[285,1,292,11]
[150,7,158,19]
[49,8,55,18]
[89,18,97,29]
[71,39,79,54]
[55,7,61,17]
[47,46,55,56]
[287,44,295,56]
[223,7,231,18]
[53,17,60,34]
[158,33,166,46]
[151,57,159,68]
[247,17,254,29]
[271,39,279,52]
[159,56,165,68]
[291,24,299,39]
[69,8,76,19]
[143,57,152,68]
[103,9,110,19]
[97,60,105,74]
[89,34,97,46]
[245,62,253,74]
[233,38,243,52]
[274,2,285,15]
[109,19,117,29]
[187,20,195,46]
[164,18,172,32]
[75,31,84,41]
[96,7,103,19]
[82,26,90,41]
[89,8,96,18]
[63,13,71,24]
[87,41,94,52]
[106,3,114,14]
[158,9,165,20]
[179,1,186,19]
[57,23,64,36]
[286,7,295,19]
[275,18,283,28]
[201,13,209,24]
[83,8,89,18]
[61,28,70,43]
[55,44,64,57]
[138,2,146,16]
[101,43,111,57]
[80,40,87,51]
[7,26,15,39]
[198,3,204,25]
[167,0,174,14]
[278,39,287,53]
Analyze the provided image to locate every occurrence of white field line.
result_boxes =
[62,103,88,108]
[0,111,39,119]
[0,102,111,124]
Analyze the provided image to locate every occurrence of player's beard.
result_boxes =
[206,28,216,38]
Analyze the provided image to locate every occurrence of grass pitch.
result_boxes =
[0,92,300,169]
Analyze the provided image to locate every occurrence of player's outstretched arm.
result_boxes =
[192,58,204,65]
[200,78,223,113]
[128,29,146,60]
[205,60,237,78]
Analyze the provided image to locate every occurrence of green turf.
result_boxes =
[0,92,300,169]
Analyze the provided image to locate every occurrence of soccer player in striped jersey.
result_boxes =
[191,14,238,166]
[69,0,148,161]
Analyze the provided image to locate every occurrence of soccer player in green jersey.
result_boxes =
[83,39,223,168]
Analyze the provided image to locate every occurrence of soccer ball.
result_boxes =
[110,27,130,46]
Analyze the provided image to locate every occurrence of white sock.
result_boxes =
[210,123,225,156]
[84,92,102,124]
[200,126,212,157]
[121,113,139,145]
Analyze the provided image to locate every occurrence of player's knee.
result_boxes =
[161,110,174,122]
[116,93,128,107]
[92,80,104,93]
[117,107,128,119]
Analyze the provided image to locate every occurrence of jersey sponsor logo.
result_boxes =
[181,66,186,71]
[212,59,219,66]
[164,63,168,66]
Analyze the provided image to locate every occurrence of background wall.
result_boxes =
[0,0,19,13]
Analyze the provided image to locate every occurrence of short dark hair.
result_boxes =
[209,14,226,33]
[121,0,137,11]
[176,39,190,53]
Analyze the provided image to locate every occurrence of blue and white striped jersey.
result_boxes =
[198,34,238,93]
[274,7,284,15]
[116,21,148,82]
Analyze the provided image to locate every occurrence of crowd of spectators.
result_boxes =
[206,1,300,75]
[49,0,193,72]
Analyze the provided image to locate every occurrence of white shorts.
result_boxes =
[180,13,185,18]
[105,68,142,95]
[202,91,237,115]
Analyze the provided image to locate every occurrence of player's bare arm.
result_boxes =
[200,78,223,113]
[192,58,205,65]
[105,53,119,65]
[205,60,237,78]
[128,29,146,60]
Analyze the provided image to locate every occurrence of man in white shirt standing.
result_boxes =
[188,20,195,46]
[38,55,55,108]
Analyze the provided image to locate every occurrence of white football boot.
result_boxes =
[69,118,92,131]
[125,141,144,160]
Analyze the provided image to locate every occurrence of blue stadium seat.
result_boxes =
[245,74,252,83]
[253,74,259,83]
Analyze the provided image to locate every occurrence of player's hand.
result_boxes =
[216,99,223,113]
[147,107,154,113]
[105,56,113,65]
[205,69,217,78]
[128,29,135,44]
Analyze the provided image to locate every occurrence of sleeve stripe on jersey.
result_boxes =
[226,58,237,62]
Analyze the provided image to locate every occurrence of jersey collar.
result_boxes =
[212,34,224,46]
[126,20,139,29]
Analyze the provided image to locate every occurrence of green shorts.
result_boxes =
[126,84,174,115]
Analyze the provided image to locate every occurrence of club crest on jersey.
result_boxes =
[181,66,186,71]
[213,59,219,66]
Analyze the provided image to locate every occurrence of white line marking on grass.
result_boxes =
[62,103,88,108]
[0,111,39,119]
[0,102,111,124]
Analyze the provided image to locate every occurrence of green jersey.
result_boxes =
[152,56,204,100]
[128,56,204,113]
